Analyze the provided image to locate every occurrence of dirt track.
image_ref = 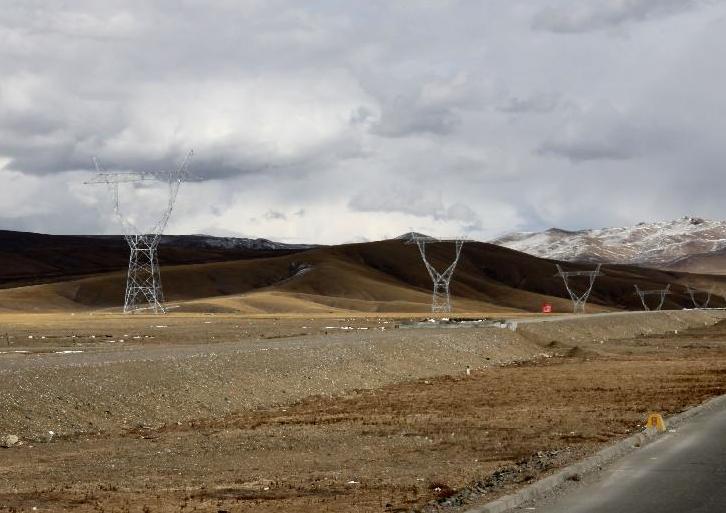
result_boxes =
[1,310,726,512]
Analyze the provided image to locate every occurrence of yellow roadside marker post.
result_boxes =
[646,413,667,433]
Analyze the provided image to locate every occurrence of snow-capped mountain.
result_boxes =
[491,217,726,268]
[394,232,431,241]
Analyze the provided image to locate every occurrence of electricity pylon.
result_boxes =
[406,235,465,313]
[86,151,193,313]
[634,283,671,311]
[686,285,712,309]
[555,264,603,313]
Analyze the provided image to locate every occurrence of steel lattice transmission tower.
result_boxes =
[406,235,465,313]
[686,285,712,309]
[555,264,603,313]
[634,284,671,311]
[86,151,194,313]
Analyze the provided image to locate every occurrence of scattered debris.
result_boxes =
[400,318,514,330]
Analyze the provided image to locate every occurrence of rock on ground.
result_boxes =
[1,434,19,448]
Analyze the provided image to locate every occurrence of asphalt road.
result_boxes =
[520,400,726,513]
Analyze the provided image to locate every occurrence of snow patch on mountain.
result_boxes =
[491,217,726,267]
[158,234,316,251]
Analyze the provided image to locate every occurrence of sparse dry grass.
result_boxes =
[2,318,726,512]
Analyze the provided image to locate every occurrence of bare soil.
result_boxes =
[1,311,726,512]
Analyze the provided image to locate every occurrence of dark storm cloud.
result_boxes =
[537,120,644,162]
[538,138,638,162]
[535,100,681,162]
[0,1,374,179]
[497,94,560,114]
[0,211,104,235]
[372,103,460,138]
[532,0,705,33]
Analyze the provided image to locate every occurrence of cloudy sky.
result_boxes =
[1,0,725,243]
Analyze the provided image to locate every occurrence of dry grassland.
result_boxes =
[1,311,725,512]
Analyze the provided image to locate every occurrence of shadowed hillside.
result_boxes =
[0,230,307,288]
[2,237,725,314]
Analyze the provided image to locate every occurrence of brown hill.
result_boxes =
[0,230,305,288]
[2,238,725,314]
[664,248,726,275]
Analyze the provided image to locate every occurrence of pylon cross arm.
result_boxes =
[634,284,671,311]
[86,151,193,313]
[686,285,713,308]
[407,236,466,313]
[556,264,602,313]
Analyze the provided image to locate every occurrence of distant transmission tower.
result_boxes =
[406,235,465,313]
[555,264,603,313]
[634,284,671,311]
[86,151,194,313]
[686,285,712,309]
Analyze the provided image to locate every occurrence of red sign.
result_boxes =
[542,303,553,314]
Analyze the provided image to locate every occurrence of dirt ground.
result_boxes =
[1,311,726,512]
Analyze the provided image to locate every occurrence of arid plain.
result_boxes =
[2,234,726,512]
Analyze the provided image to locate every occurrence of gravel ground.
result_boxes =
[1,310,725,512]
[0,314,538,440]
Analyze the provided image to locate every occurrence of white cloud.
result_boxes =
[0,1,725,243]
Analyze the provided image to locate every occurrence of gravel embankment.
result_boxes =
[1,310,724,440]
